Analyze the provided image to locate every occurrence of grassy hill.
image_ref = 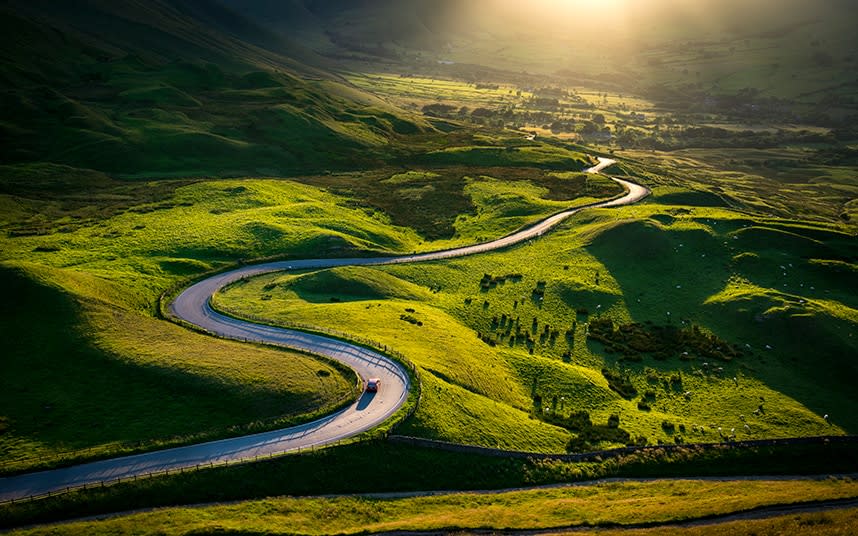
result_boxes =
[0,0,432,177]
[1,0,856,531]
[0,263,357,473]
[0,168,425,472]
[0,154,621,470]
[215,184,857,452]
[236,0,857,123]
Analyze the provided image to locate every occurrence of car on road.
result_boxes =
[366,378,381,392]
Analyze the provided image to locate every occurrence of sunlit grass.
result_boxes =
[0,265,356,473]
[10,477,858,535]
[216,196,855,450]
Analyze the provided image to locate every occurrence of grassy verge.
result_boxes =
[3,438,858,529]
[581,507,858,536]
[9,477,858,535]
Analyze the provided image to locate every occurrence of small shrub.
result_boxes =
[607,414,620,428]
[601,367,638,399]
[566,410,592,431]
[400,314,422,327]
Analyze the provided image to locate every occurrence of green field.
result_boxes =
[0,264,357,474]
[0,149,620,471]
[9,477,858,535]
[3,439,857,530]
[1,0,857,532]
[215,186,856,452]
[0,169,415,470]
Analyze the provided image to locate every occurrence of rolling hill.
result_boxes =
[228,0,858,113]
[0,0,430,177]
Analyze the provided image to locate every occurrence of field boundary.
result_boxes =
[387,434,858,461]
[0,435,376,507]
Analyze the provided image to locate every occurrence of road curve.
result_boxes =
[0,159,648,501]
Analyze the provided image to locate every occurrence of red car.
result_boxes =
[366,378,381,392]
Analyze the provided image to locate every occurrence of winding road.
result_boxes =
[0,158,649,502]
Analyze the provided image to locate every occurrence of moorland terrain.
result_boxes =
[0,0,856,533]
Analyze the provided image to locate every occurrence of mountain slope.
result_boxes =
[0,0,429,177]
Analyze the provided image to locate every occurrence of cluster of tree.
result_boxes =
[532,407,635,452]
[588,318,742,363]
[614,124,835,150]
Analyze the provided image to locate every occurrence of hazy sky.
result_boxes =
[442,0,844,45]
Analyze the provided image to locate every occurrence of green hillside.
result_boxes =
[233,0,858,121]
[0,263,357,473]
[1,0,856,532]
[216,191,857,452]
[0,0,431,177]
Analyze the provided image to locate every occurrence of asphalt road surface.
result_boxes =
[0,158,649,501]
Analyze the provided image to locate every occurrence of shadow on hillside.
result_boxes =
[0,267,334,459]
[585,218,858,432]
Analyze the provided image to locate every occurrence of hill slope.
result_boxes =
[0,0,430,177]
